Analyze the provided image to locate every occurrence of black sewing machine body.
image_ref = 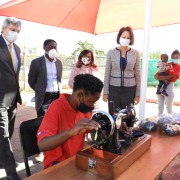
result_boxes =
[90,103,143,154]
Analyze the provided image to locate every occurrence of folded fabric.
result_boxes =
[139,113,180,136]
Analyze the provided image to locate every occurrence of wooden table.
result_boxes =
[25,130,180,180]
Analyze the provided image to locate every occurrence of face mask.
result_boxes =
[172,59,179,64]
[78,102,94,113]
[48,49,57,59]
[81,57,91,65]
[120,37,130,47]
[6,30,18,43]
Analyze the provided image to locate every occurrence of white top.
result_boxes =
[44,55,59,92]
[157,62,171,72]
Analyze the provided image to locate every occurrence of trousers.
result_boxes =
[0,102,19,177]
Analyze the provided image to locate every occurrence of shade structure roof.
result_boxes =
[0,0,180,35]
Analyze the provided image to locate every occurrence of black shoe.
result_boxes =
[15,162,20,168]
[156,90,161,95]
[7,173,21,180]
[161,91,168,96]
[0,162,3,169]
[0,162,19,169]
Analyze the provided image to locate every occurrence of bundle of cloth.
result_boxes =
[139,113,180,136]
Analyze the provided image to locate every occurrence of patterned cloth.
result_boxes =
[157,62,171,72]
[139,113,180,136]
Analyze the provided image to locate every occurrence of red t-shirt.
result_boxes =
[37,93,91,169]
[168,63,180,82]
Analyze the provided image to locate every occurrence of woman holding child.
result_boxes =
[154,50,180,115]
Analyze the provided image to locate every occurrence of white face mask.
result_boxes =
[6,30,18,43]
[48,49,57,59]
[81,57,91,65]
[172,59,179,64]
[120,37,130,47]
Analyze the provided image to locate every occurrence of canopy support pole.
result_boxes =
[139,0,152,122]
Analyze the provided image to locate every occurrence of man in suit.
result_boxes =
[28,39,63,162]
[0,17,22,180]
[28,39,63,118]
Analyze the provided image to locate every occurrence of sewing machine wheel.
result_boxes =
[90,110,115,146]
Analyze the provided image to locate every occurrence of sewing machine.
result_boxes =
[76,102,152,179]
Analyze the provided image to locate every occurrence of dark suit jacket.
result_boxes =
[0,35,22,107]
[28,56,63,111]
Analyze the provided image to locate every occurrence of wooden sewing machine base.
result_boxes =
[76,134,151,180]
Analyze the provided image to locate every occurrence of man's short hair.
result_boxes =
[43,39,57,49]
[2,17,21,30]
[73,74,103,95]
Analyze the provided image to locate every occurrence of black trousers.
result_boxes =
[157,72,168,91]
[0,102,18,177]
[109,85,136,112]
[37,92,59,117]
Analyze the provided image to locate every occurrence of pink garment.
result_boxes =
[68,64,100,88]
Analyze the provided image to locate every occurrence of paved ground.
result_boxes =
[0,87,179,179]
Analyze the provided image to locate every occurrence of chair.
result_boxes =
[19,117,43,176]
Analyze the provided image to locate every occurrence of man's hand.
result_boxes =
[70,119,101,135]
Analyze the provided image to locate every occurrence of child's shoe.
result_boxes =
[156,90,161,95]
[161,91,168,96]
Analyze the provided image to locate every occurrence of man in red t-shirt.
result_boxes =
[37,74,103,169]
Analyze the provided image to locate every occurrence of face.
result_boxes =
[79,91,101,108]
[3,23,21,41]
[44,41,57,52]
[121,30,131,40]
[161,54,168,62]
[172,53,179,59]
[81,52,92,65]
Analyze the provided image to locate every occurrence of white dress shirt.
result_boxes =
[44,55,59,92]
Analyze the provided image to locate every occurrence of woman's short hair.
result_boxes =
[116,26,134,45]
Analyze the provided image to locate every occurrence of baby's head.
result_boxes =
[161,54,168,62]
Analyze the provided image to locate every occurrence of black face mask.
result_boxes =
[78,102,94,113]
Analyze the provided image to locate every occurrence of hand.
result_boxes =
[102,94,109,102]
[134,96,140,105]
[71,118,101,135]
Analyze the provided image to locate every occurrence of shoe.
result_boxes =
[35,153,44,162]
[15,162,20,168]
[7,173,21,180]
[156,91,161,95]
[0,162,3,169]
[161,91,168,96]
[0,162,19,169]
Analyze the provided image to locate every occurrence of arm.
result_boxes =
[68,65,78,89]
[38,119,100,152]
[134,51,141,99]
[154,72,176,81]
[103,50,112,101]
[28,60,38,91]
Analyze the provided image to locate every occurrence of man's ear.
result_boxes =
[77,90,83,97]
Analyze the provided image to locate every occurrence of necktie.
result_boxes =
[9,44,15,70]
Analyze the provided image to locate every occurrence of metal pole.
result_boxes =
[23,36,26,93]
[139,0,152,122]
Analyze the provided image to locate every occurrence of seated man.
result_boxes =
[37,74,103,169]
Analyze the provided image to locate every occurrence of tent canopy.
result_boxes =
[0,0,179,35]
